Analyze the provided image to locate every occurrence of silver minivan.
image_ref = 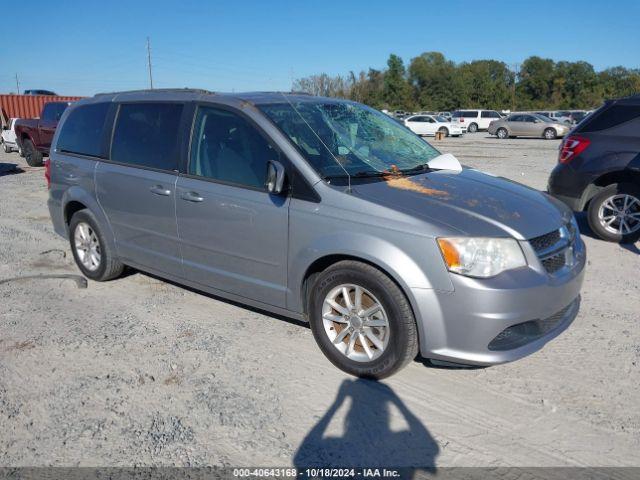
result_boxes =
[48,90,586,378]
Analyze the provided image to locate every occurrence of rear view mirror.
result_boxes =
[266,160,286,194]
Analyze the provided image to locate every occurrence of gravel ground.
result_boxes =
[0,133,639,468]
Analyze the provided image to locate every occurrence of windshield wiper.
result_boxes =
[325,170,388,180]
[397,163,434,174]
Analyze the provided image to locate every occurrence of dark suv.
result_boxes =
[548,95,640,243]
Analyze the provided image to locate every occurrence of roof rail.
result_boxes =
[94,88,215,97]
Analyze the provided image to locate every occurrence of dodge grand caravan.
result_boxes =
[48,89,586,378]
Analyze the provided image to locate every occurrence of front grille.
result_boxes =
[542,253,566,274]
[488,298,580,351]
[530,230,561,253]
[529,224,576,275]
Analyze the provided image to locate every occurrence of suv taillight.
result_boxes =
[44,159,51,188]
[559,135,590,164]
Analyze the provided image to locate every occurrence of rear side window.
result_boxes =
[111,103,183,170]
[57,103,110,157]
[462,111,478,118]
[481,111,501,118]
[41,103,68,123]
[578,104,640,133]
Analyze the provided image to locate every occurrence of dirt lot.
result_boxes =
[1,133,639,468]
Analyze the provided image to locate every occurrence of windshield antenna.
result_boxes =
[279,92,352,193]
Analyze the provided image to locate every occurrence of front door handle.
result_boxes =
[150,185,171,196]
[181,191,204,203]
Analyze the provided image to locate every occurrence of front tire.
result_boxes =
[496,127,508,139]
[22,138,43,166]
[467,122,478,133]
[69,209,124,281]
[544,128,557,140]
[587,183,640,243]
[308,260,419,379]
[2,141,9,153]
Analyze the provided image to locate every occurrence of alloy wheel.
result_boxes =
[598,194,640,235]
[322,284,390,362]
[74,222,101,271]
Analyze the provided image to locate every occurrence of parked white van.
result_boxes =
[451,109,502,133]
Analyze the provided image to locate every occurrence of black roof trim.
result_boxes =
[94,88,215,97]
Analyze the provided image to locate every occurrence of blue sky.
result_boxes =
[1,0,638,96]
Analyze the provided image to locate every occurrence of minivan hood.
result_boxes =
[350,168,571,239]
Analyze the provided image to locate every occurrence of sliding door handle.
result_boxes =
[181,191,204,203]
[150,185,171,196]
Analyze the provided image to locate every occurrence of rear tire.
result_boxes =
[468,123,478,133]
[22,138,43,166]
[438,127,449,137]
[308,260,419,379]
[2,141,9,153]
[544,128,557,140]
[587,183,640,243]
[496,128,508,139]
[69,209,124,281]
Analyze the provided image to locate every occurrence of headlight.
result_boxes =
[437,237,527,278]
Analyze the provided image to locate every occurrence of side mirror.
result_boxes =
[266,160,286,194]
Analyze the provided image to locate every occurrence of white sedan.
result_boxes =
[404,114,463,137]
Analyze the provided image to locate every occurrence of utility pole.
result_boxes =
[511,63,520,112]
[15,73,20,94]
[146,37,154,89]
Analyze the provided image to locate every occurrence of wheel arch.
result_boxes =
[582,169,640,210]
[299,252,427,353]
[61,186,117,251]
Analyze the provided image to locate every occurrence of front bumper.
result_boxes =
[411,235,586,366]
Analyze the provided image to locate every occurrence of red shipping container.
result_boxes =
[0,94,84,125]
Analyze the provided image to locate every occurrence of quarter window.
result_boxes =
[41,103,68,123]
[579,105,640,132]
[111,103,183,171]
[481,111,501,118]
[57,103,110,157]
[189,107,274,189]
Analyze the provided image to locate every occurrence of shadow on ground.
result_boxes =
[0,163,24,177]
[294,379,439,472]
[575,212,639,254]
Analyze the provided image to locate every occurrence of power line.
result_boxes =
[147,37,154,89]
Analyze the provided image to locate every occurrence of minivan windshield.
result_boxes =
[259,100,440,179]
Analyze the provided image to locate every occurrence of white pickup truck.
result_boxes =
[1,118,21,154]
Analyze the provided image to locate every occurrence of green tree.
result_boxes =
[458,60,513,110]
[599,67,640,100]
[383,54,413,110]
[408,52,462,110]
[552,61,601,108]
[516,56,556,109]
[293,52,639,113]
